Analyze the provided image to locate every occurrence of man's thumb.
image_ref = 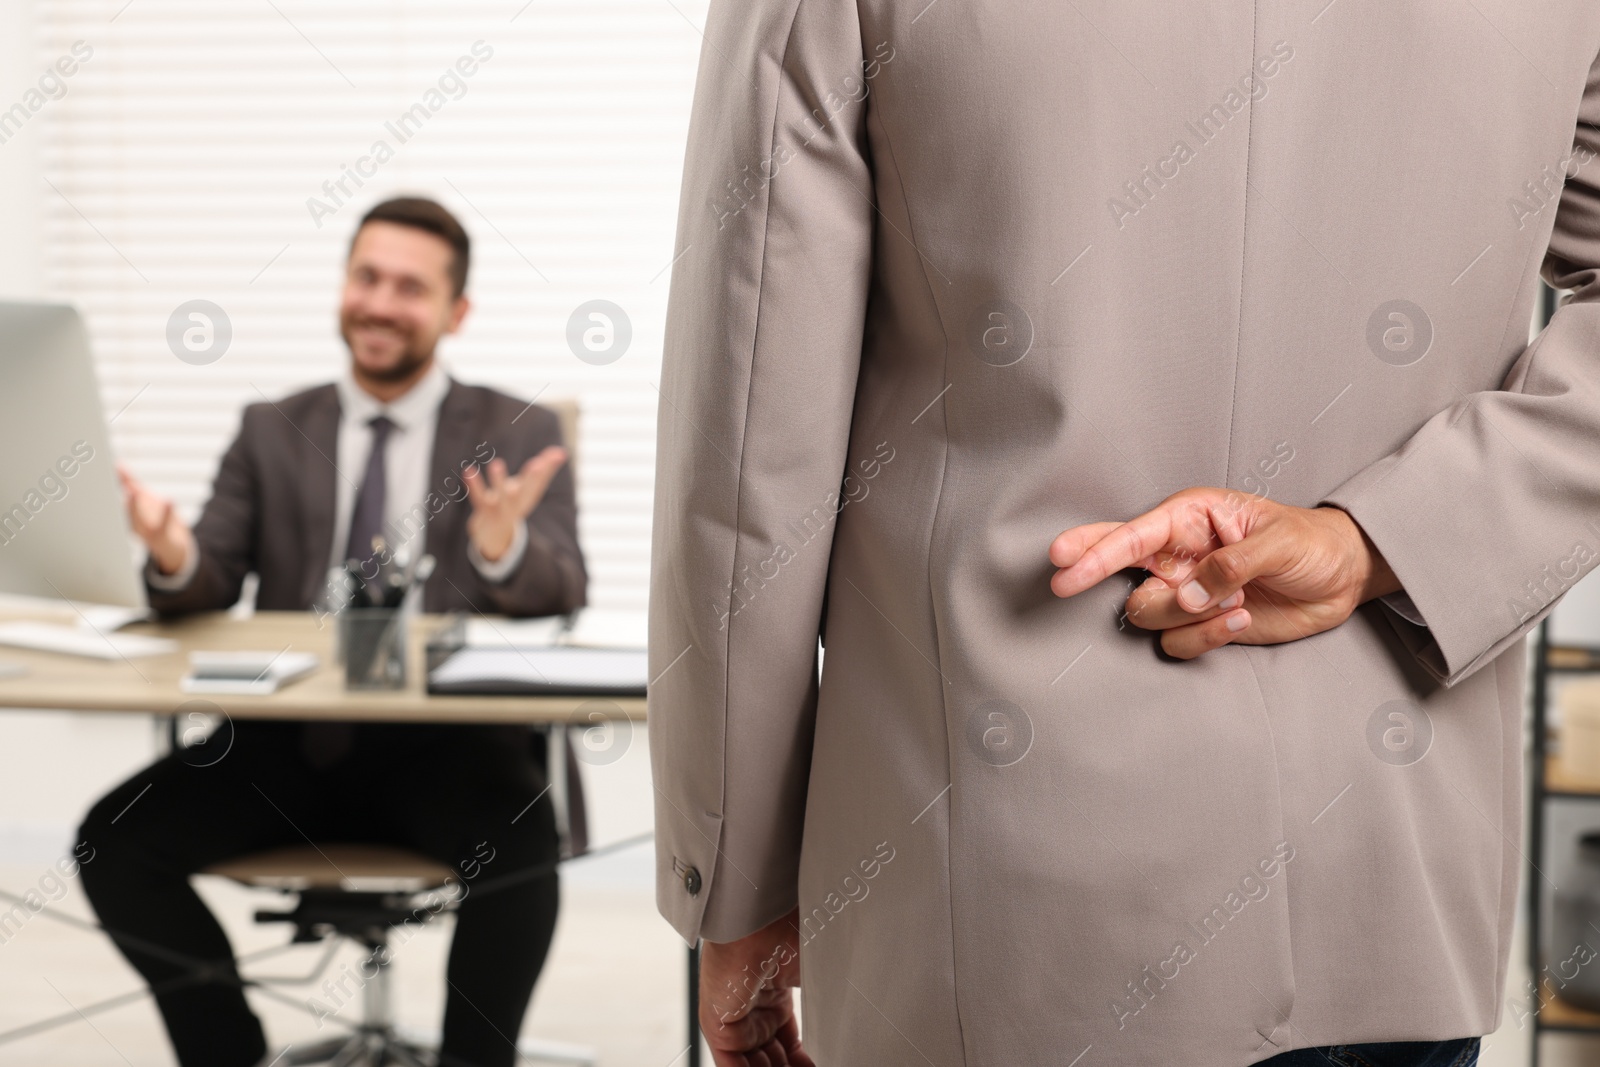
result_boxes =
[1178,536,1268,613]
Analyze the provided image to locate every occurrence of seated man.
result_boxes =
[78,196,586,1067]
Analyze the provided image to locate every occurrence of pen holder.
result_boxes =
[341,607,407,691]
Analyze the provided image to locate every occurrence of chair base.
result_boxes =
[512,1037,598,1066]
[277,1027,597,1067]
[282,1027,433,1066]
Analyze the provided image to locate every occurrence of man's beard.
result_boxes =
[341,316,436,383]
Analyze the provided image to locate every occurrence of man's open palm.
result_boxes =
[463,446,568,562]
[118,463,193,575]
[1049,487,1399,659]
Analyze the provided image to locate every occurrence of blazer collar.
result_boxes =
[433,375,479,443]
[425,378,481,545]
[296,385,342,606]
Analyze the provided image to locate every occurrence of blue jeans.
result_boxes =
[1259,1037,1480,1067]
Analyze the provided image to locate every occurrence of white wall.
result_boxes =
[0,0,704,874]
[0,0,157,866]
[0,0,42,297]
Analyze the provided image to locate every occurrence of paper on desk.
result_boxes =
[0,621,177,660]
[560,609,648,649]
[74,603,149,633]
[463,615,566,649]
[458,610,648,651]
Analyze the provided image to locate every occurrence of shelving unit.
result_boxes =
[1523,282,1592,1065]
[1528,622,1600,1061]
[1527,624,1600,1057]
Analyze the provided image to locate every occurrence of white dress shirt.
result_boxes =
[150,359,527,592]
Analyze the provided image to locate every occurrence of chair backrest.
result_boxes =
[524,396,586,861]
[543,397,579,473]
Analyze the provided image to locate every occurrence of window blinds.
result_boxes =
[38,0,710,611]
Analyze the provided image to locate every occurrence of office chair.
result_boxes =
[201,724,595,1067]
[200,396,594,1064]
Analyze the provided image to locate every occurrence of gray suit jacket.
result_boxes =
[650,1,1600,1063]
[149,378,586,619]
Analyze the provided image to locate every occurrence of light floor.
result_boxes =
[0,852,700,1067]
[0,860,1588,1067]
[0,703,1587,1066]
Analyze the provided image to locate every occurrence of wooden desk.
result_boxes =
[0,608,688,1059]
[0,610,646,725]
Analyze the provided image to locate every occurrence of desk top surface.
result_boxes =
[0,610,646,724]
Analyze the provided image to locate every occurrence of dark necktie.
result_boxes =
[345,414,396,568]
[308,414,396,769]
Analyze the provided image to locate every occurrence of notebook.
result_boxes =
[427,646,648,697]
[428,608,649,696]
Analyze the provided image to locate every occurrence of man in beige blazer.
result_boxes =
[650,2,1600,1064]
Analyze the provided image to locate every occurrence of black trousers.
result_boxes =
[1257,1037,1480,1066]
[77,720,562,1067]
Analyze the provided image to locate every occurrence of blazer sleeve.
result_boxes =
[648,0,875,945]
[145,406,263,616]
[1321,42,1600,688]
[469,409,587,618]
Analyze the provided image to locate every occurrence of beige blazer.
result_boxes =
[650,2,1600,1063]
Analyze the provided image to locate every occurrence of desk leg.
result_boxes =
[155,714,176,757]
[688,942,701,1067]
